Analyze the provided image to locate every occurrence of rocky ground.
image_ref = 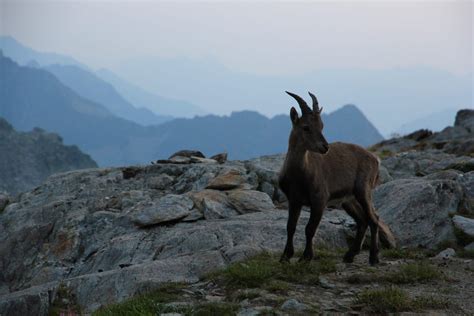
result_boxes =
[0,109,473,315]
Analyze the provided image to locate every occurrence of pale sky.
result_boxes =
[1,0,472,76]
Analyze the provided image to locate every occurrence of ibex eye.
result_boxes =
[303,126,310,132]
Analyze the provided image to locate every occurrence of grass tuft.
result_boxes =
[354,287,448,313]
[381,248,427,260]
[92,283,186,316]
[384,263,441,284]
[209,251,337,289]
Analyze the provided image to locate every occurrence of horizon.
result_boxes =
[0,0,472,135]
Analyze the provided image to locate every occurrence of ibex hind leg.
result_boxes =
[355,191,380,265]
[342,200,368,263]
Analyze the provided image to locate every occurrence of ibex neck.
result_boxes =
[284,146,308,174]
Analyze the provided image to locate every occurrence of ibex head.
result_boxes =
[286,91,329,154]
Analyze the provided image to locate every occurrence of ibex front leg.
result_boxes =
[300,198,325,261]
[280,201,302,263]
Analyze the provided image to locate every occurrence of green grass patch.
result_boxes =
[384,263,441,284]
[353,287,448,313]
[346,273,378,284]
[49,283,82,316]
[379,149,394,159]
[209,251,337,289]
[263,280,290,293]
[381,248,427,260]
[93,283,186,316]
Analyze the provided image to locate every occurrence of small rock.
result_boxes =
[160,313,183,316]
[169,150,205,159]
[148,174,174,190]
[190,156,218,164]
[206,170,248,190]
[227,190,275,214]
[281,299,309,311]
[131,194,193,227]
[210,153,228,164]
[435,248,456,260]
[465,242,474,251]
[452,215,474,238]
[318,276,336,289]
[237,307,259,316]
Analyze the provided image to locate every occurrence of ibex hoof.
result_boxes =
[343,253,355,263]
[279,256,291,263]
[369,256,380,266]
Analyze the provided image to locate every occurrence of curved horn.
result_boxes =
[308,91,322,113]
[285,91,311,114]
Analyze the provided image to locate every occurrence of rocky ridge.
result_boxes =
[0,109,473,315]
[0,118,98,195]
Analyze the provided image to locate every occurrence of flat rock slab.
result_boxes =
[452,215,474,237]
[131,194,194,227]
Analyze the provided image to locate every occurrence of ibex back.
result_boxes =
[279,91,395,265]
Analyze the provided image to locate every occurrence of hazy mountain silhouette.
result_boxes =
[44,64,172,126]
[1,53,383,166]
[395,107,465,136]
[0,35,86,68]
[114,56,472,135]
[1,36,204,120]
[96,68,204,118]
[149,106,383,160]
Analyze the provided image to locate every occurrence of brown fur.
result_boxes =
[279,92,395,265]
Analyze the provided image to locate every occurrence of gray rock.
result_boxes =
[319,276,336,289]
[227,190,275,214]
[210,152,228,164]
[169,150,205,159]
[281,298,309,311]
[0,193,9,212]
[374,177,463,248]
[237,307,260,316]
[435,248,456,260]
[206,170,249,190]
[454,109,474,132]
[189,189,238,219]
[130,194,194,227]
[464,242,474,251]
[452,215,474,238]
[147,174,174,190]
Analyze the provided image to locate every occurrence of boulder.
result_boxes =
[454,109,474,132]
[130,194,194,227]
[189,190,238,219]
[374,176,463,248]
[206,170,249,190]
[227,190,275,213]
[169,150,205,159]
[452,215,474,238]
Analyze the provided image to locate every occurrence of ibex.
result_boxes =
[279,91,395,265]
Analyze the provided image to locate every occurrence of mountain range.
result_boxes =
[0,36,203,120]
[0,52,383,166]
[113,56,472,136]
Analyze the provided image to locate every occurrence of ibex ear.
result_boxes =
[290,107,299,124]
